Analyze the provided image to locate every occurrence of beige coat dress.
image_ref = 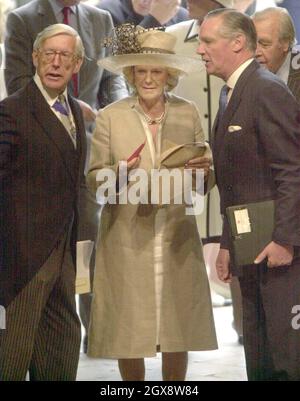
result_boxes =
[87,94,217,358]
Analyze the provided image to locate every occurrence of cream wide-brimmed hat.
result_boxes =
[98,24,203,77]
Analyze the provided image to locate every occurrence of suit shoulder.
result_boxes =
[167,93,198,111]
[254,67,292,93]
[100,96,134,114]
[0,84,31,110]
[7,0,38,19]
[97,0,121,15]
[80,3,112,19]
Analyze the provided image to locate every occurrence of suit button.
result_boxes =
[227,185,233,191]
[204,114,208,118]
[203,87,208,92]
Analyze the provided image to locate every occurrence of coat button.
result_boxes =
[227,185,233,191]
[204,114,208,118]
[203,87,208,92]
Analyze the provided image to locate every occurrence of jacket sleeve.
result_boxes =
[257,80,300,247]
[4,11,34,95]
[0,101,20,184]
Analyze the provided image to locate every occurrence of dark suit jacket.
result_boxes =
[0,80,86,308]
[212,60,300,251]
[4,0,127,108]
[98,0,188,28]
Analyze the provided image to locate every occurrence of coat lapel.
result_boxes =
[69,95,86,179]
[126,97,154,168]
[29,81,79,184]
[212,60,259,147]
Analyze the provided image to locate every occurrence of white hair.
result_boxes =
[33,23,85,59]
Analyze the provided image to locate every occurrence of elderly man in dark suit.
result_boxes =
[4,0,128,349]
[0,23,86,381]
[198,9,300,380]
[98,0,188,28]
[253,7,300,103]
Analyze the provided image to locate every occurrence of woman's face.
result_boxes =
[133,65,168,103]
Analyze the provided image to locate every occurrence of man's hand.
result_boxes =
[185,156,211,180]
[149,0,180,25]
[216,248,232,283]
[77,99,97,123]
[254,241,294,268]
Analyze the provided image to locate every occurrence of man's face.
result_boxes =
[198,16,235,80]
[187,0,224,21]
[132,0,152,16]
[254,17,289,74]
[32,34,82,97]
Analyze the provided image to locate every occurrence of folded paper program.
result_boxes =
[158,142,207,169]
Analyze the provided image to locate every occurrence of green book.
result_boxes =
[226,200,275,266]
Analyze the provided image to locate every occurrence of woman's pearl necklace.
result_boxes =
[143,110,165,125]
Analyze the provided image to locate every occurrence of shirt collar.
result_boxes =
[276,52,291,84]
[48,0,76,17]
[227,58,254,91]
[34,72,69,107]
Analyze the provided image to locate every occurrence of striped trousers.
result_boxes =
[0,229,81,381]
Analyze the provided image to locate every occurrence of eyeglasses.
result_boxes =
[38,49,77,64]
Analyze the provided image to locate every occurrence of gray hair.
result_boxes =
[33,23,85,59]
[123,66,180,92]
[205,8,257,53]
[252,7,296,48]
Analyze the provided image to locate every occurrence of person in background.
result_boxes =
[253,7,300,103]
[198,8,300,380]
[0,24,86,381]
[87,26,217,381]
[272,0,300,44]
[233,0,277,14]
[97,0,189,28]
[4,0,128,353]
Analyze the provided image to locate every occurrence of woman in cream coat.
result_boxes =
[87,26,217,381]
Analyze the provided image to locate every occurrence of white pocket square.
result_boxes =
[228,125,242,133]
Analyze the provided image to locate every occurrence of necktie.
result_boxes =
[53,95,69,116]
[53,95,77,147]
[62,7,79,97]
[218,84,229,121]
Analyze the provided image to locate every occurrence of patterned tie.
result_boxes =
[62,6,79,97]
[53,95,69,116]
[53,95,77,147]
